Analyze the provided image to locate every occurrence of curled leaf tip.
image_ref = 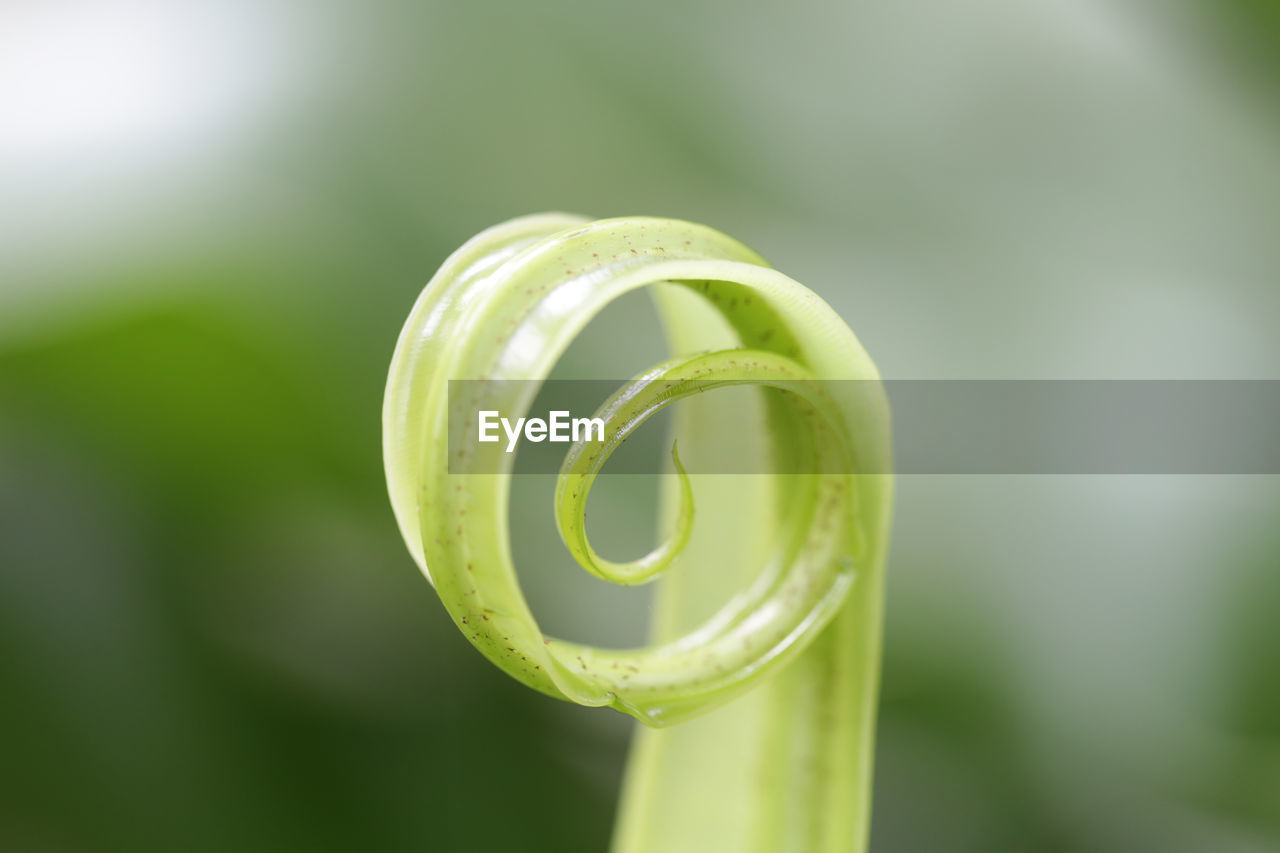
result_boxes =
[382,214,892,735]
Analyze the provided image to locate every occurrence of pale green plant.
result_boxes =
[383,214,892,852]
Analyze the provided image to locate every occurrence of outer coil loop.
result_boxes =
[383,214,892,726]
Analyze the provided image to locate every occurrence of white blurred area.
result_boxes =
[1,2,269,169]
[0,0,320,317]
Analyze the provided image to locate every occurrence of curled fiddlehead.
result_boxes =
[383,214,892,851]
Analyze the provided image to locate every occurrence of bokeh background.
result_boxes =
[2,1,1279,850]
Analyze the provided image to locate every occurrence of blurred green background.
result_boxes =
[2,1,1278,850]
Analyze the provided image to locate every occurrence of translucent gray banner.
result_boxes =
[446,380,1280,474]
